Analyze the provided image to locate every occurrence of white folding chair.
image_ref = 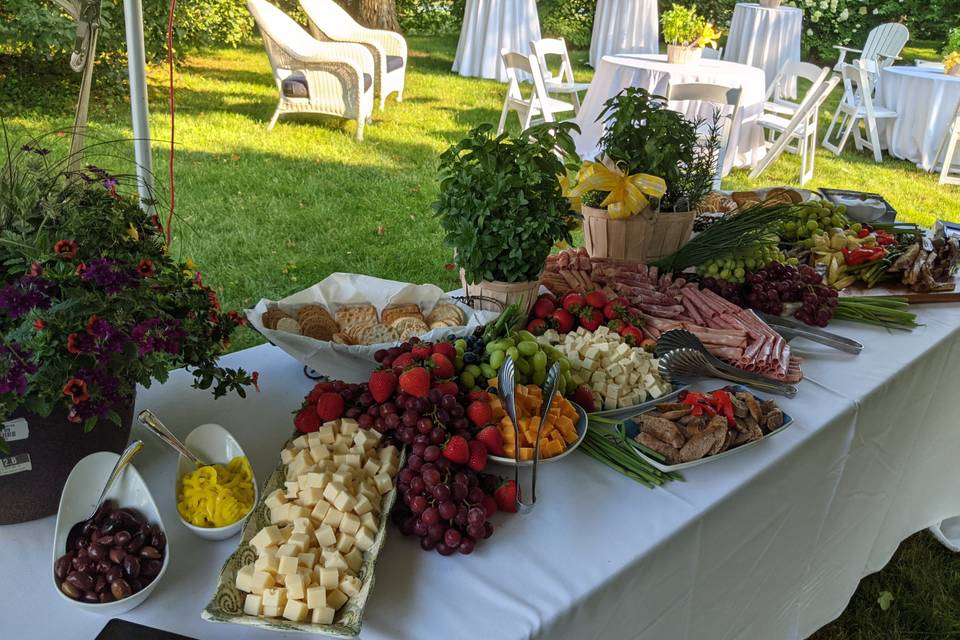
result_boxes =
[764,61,830,120]
[822,63,897,162]
[497,49,576,134]
[752,72,840,186]
[665,82,742,190]
[833,22,909,78]
[529,37,591,114]
[937,103,960,186]
[701,47,724,60]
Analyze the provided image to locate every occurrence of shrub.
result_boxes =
[538,0,594,49]
[396,0,465,35]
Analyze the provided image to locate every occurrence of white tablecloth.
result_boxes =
[452,0,542,82]
[589,0,659,68]
[574,54,767,175]
[877,66,960,171]
[5,301,960,639]
[724,3,802,97]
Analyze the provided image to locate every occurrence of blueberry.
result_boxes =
[464,352,478,364]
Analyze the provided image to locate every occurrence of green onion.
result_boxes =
[579,420,683,488]
[835,296,919,330]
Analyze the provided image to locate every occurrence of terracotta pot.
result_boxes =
[460,270,542,315]
[947,64,960,77]
[759,0,783,8]
[581,205,695,263]
[0,393,135,524]
[666,44,703,65]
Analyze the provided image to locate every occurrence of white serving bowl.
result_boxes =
[175,423,257,540]
[53,451,169,615]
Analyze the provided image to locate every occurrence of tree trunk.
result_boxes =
[356,0,400,31]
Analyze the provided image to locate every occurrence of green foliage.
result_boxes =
[538,0,595,49]
[786,0,860,60]
[396,0,465,35]
[945,27,960,55]
[434,123,579,284]
[661,4,709,46]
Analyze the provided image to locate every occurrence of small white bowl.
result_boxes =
[175,423,258,540]
[53,451,170,615]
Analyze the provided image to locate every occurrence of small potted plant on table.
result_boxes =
[662,4,722,64]
[944,28,960,76]
[434,122,580,314]
[0,138,256,524]
[570,88,721,263]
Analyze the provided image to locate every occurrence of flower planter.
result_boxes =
[0,394,135,524]
[460,271,542,315]
[948,64,960,77]
[759,0,783,8]
[581,205,695,263]
[666,44,703,65]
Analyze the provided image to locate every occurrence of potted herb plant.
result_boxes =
[0,136,255,524]
[944,28,960,76]
[570,88,722,262]
[662,4,722,64]
[434,122,579,314]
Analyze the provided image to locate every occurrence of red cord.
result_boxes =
[165,0,177,248]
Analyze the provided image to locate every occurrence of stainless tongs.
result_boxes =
[496,356,561,513]
[759,313,863,355]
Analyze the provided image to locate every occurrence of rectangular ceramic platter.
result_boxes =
[202,433,399,637]
[626,387,794,472]
[589,385,687,420]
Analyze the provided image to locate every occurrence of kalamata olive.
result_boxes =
[74,557,94,574]
[94,502,114,524]
[61,581,81,599]
[109,547,127,564]
[105,566,123,584]
[111,578,132,600]
[82,590,100,603]
[123,555,140,578]
[128,578,143,593]
[122,508,145,524]
[139,546,160,559]
[151,530,166,552]
[74,536,89,551]
[110,510,135,528]
[114,530,131,547]
[99,592,115,603]
[99,519,119,534]
[94,533,114,546]
[55,554,73,581]
[97,560,112,575]
[87,542,106,561]
[82,521,98,538]
[126,531,145,553]
[94,575,108,593]
[66,571,94,592]
[141,559,162,577]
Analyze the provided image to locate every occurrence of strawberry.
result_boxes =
[467,440,488,472]
[579,308,603,332]
[562,292,586,313]
[294,407,321,433]
[620,325,643,346]
[368,370,397,404]
[606,318,625,334]
[467,400,493,427]
[467,390,491,402]
[430,353,455,379]
[551,308,576,333]
[494,479,518,513]
[306,382,335,404]
[640,337,657,352]
[526,318,549,336]
[433,380,459,397]
[585,290,608,309]
[431,341,457,361]
[315,392,345,422]
[411,344,432,360]
[481,495,498,518]
[391,352,416,371]
[625,307,644,327]
[475,425,505,455]
[399,367,431,398]
[571,385,596,412]
[442,434,469,464]
[531,295,556,320]
[603,297,629,320]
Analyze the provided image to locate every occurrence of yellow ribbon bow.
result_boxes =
[568,161,667,220]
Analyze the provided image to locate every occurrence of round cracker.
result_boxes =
[261,307,291,330]
[276,317,301,335]
[359,323,398,345]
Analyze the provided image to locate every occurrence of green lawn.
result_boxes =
[4,35,960,639]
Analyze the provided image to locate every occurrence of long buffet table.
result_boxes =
[5,302,960,639]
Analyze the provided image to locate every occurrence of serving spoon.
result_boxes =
[137,409,209,467]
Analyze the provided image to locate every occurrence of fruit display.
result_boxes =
[485,384,580,460]
[234,423,398,623]
[545,326,670,412]
[778,199,848,242]
[55,502,166,604]
[695,243,790,284]
[177,456,255,528]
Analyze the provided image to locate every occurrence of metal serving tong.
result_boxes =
[137,409,210,467]
[496,356,561,513]
[759,313,863,355]
[655,330,798,398]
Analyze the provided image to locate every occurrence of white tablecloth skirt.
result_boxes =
[452,0,542,82]
[589,0,659,68]
[724,2,802,96]
[877,66,960,171]
[574,54,768,175]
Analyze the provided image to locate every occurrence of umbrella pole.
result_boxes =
[123,0,155,214]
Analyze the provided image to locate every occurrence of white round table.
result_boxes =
[724,3,802,97]
[452,0,542,82]
[877,65,960,171]
[589,0,659,68]
[573,54,768,175]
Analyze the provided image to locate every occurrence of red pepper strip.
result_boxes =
[845,248,875,266]
[857,228,870,238]
[711,390,737,426]
[867,246,886,261]
[681,393,717,417]
[875,231,895,246]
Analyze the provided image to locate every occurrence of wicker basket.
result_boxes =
[948,64,960,77]
[459,270,542,315]
[666,44,703,64]
[581,205,695,263]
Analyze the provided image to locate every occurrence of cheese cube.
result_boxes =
[292,434,309,449]
[606,383,620,400]
[603,397,618,411]
[332,454,347,467]
[355,527,376,552]
[331,442,349,455]
[323,482,345,504]
[649,384,664,398]
[277,543,299,557]
[304,472,326,489]
[359,483,380,505]
[283,599,309,623]
[264,489,286,510]
[289,505,311,520]
[286,573,306,601]
[292,449,314,469]
[607,363,623,378]
[262,587,287,608]
[311,607,335,624]
[336,532,355,554]
[250,570,275,595]
[594,325,609,336]
[278,555,299,576]
[262,604,282,618]
[310,445,331,462]
[298,486,324,507]
[280,448,296,464]
[318,566,339,588]
[288,532,310,554]
[314,524,337,548]
[362,458,380,476]
[373,473,393,494]
[584,346,600,361]
[380,462,399,478]
[269,505,287,525]
[581,357,595,371]
[353,430,377,450]
[292,517,314,535]
[250,525,285,553]
[339,418,359,435]
[298,551,317,568]
[352,494,373,516]
[340,574,362,597]
[306,585,327,609]
[344,547,363,572]
[339,512,361,536]
[331,470,351,486]
[360,513,378,532]
[332,491,356,513]
[236,563,255,592]
[317,423,336,444]
[254,548,279,574]
[243,593,263,616]
[333,433,351,447]
[344,453,362,469]
[322,549,348,571]
[310,499,331,522]
[327,588,348,610]
[322,508,344,529]
[379,445,400,466]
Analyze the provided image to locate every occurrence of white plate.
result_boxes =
[623,387,794,472]
[487,402,588,466]
[175,423,258,540]
[589,385,686,420]
[52,451,169,615]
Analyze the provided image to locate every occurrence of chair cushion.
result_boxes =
[282,72,373,99]
[386,55,404,73]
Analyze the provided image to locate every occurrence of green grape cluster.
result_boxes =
[780,201,849,241]
[695,241,787,283]
[478,331,573,394]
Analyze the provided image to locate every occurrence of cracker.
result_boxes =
[299,315,336,341]
[380,303,422,326]
[276,317,301,335]
[345,321,375,342]
[358,323,398,345]
[297,303,333,323]
[261,307,291,330]
[335,304,377,330]
[331,332,353,345]
[426,303,464,326]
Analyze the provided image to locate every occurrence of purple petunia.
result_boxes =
[69,367,126,421]
[131,318,185,356]
[80,258,139,295]
[0,276,55,319]
[0,344,37,395]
